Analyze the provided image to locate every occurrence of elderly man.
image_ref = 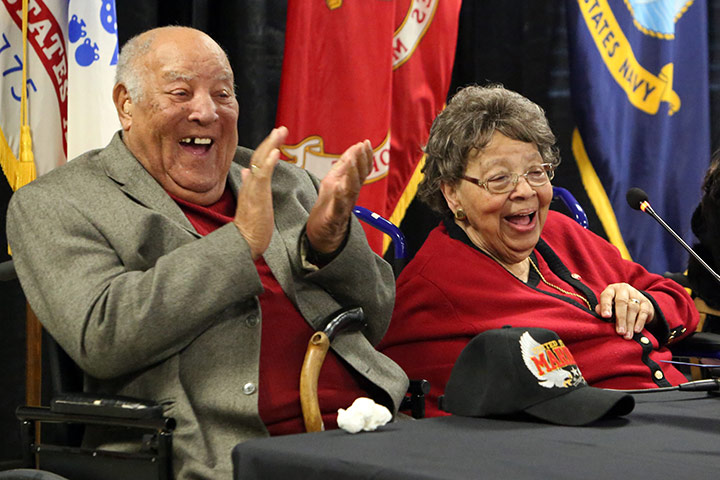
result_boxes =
[7,26,407,479]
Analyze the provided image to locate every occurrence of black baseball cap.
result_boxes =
[442,327,635,426]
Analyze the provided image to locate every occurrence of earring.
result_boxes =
[454,208,467,220]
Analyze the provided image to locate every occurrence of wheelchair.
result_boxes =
[2,318,174,480]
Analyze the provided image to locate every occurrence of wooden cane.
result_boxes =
[299,331,330,432]
[25,302,42,463]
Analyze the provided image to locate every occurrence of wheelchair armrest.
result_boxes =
[670,332,720,360]
[51,392,165,420]
[15,394,175,480]
[16,393,175,431]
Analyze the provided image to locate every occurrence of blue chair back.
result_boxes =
[352,206,407,276]
[553,186,588,229]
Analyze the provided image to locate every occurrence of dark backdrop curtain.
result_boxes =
[2,0,719,464]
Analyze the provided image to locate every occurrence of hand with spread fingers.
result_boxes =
[233,126,288,259]
[595,283,655,340]
[306,139,374,254]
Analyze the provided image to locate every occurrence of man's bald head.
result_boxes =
[115,26,232,103]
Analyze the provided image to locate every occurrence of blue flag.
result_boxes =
[566,0,710,274]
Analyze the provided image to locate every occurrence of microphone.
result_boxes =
[611,378,720,394]
[626,188,720,286]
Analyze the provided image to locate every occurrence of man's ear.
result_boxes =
[441,181,461,213]
[113,83,133,131]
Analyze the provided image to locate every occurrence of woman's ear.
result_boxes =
[441,181,461,213]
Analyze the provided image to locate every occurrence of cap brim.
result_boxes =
[524,385,635,426]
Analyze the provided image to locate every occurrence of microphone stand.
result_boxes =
[642,203,720,286]
[611,378,720,394]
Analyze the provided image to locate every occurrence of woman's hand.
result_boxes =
[595,283,655,340]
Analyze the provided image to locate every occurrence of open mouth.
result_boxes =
[505,211,536,226]
[179,137,214,154]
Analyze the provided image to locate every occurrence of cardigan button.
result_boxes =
[654,370,664,380]
[243,382,257,395]
[571,273,581,280]
[245,315,259,328]
[640,336,650,345]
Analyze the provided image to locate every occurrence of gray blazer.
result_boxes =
[7,133,408,480]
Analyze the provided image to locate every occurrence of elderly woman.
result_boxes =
[379,85,699,417]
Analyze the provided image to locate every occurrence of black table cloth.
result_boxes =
[233,391,720,479]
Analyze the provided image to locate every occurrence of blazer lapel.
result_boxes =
[100,133,198,236]
[101,137,301,305]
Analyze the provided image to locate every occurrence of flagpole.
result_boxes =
[20,0,42,459]
[25,303,42,407]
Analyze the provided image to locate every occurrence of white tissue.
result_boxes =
[337,397,392,434]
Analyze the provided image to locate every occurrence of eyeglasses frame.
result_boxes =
[460,163,556,194]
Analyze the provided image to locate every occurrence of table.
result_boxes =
[233,391,720,479]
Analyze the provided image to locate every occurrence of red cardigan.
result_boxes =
[379,211,699,417]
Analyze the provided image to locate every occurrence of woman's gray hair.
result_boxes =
[418,84,561,214]
[115,32,155,102]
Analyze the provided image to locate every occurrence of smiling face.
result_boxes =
[114,28,239,205]
[441,131,553,268]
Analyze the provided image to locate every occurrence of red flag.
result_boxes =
[277,0,461,253]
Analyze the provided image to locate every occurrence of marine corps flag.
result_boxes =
[566,0,710,273]
[277,0,461,253]
[0,0,119,190]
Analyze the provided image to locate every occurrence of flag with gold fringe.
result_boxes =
[1,0,119,192]
[276,0,461,254]
[566,0,710,273]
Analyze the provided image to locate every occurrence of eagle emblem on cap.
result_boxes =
[520,332,585,389]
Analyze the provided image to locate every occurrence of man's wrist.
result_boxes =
[304,232,347,267]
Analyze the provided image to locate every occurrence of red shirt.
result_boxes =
[170,188,367,434]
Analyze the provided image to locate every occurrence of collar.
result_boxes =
[441,216,599,312]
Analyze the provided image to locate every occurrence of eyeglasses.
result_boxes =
[461,163,555,194]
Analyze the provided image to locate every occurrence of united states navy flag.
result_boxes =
[566,0,710,274]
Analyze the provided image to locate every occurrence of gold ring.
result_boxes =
[250,164,260,174]
[630,298,641,304]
